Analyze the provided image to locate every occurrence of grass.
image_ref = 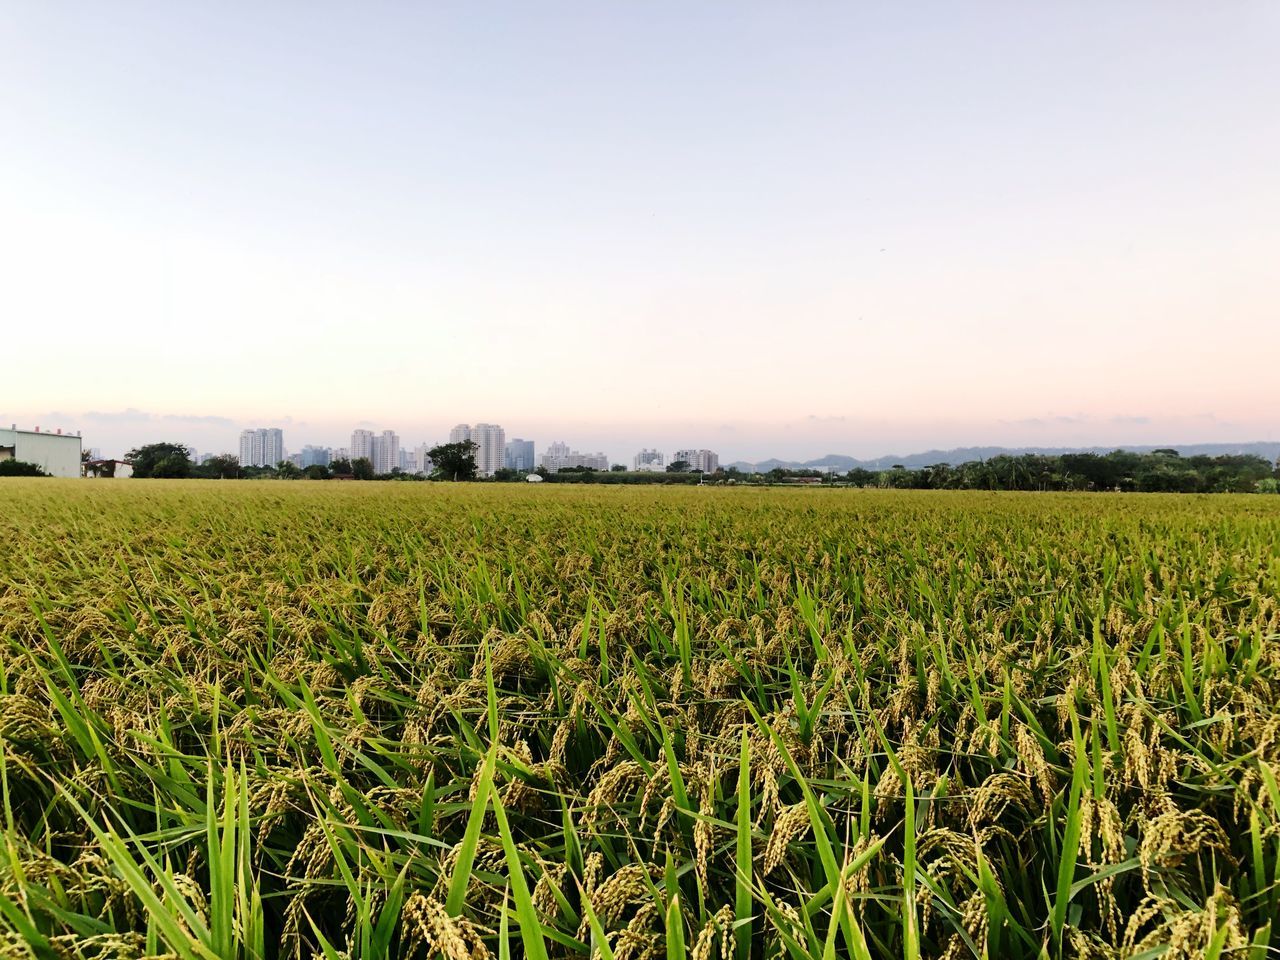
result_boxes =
[1,480,1279,958]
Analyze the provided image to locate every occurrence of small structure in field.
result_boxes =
[83,459,134,479]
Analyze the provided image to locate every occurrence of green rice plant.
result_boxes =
[0,480,1277,957]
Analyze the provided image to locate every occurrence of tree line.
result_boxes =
[769,450,1280,493]
[55,443,1280,494]
[118,441,481,481]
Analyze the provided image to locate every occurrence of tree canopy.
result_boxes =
[427,441,479,481]
[192,454,241,479]
[829,450,1278,493]
[126,443,192,479]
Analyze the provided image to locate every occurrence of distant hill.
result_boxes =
[727,442,1280,474]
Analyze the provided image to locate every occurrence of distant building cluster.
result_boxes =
[93,418,724,481]
[301,445,331,468]
[633,448,665,472]
[505,438,536,472]
[541,441,609,473]
[347,428,401,474]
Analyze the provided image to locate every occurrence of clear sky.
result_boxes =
[2,3,1277,462]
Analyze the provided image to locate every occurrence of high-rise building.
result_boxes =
[673,449,720,474]
[350,429,375,464]
[633,448,665,472]
[371,429,399,475]
[262,429,284,466]
[301,445,331,468]
[448,423,504,476]
[288,452,304,469]
[471,424,505,477]
[541,441,609,473]
[414,443,434,475]
[504,438,536,472]
[238,430,258,467]
[332,447,350,462]
[238,428,285,467]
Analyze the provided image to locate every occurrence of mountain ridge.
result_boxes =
[727,441,1280,473]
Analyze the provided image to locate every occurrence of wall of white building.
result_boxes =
[0,427,82,478]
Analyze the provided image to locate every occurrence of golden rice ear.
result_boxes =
[762,803,811,875]
[403,893,492,960]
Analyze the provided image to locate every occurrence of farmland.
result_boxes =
[2,481,1279,959]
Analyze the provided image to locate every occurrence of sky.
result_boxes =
[2,2,1277,462]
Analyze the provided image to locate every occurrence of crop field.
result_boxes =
[2,481,1280,960]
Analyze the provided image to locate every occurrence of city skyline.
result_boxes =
[213,423,731,474]
[3,4,1276,455]
[16,409,1278,470]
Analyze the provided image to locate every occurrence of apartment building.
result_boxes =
[673,448,720,474]
[238,428,284,468]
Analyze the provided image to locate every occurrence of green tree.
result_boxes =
[303,464,330,480]
[351,457,376,480]
[427,441,479,481]
[199,454,241,479]
[330,458,353,475]
[276,460,303,479]
[126,442,192,479]
[610,464,626,472]
[0,460,48,477]
[667,460,691,473]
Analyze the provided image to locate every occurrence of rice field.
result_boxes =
[2,480,1279,960]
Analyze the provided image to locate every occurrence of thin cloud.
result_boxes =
[1001,414,1093,427]
[81,408,237,428]
[165,413,238,427]
[82,408,155,423]
[1110,415,1151,425]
